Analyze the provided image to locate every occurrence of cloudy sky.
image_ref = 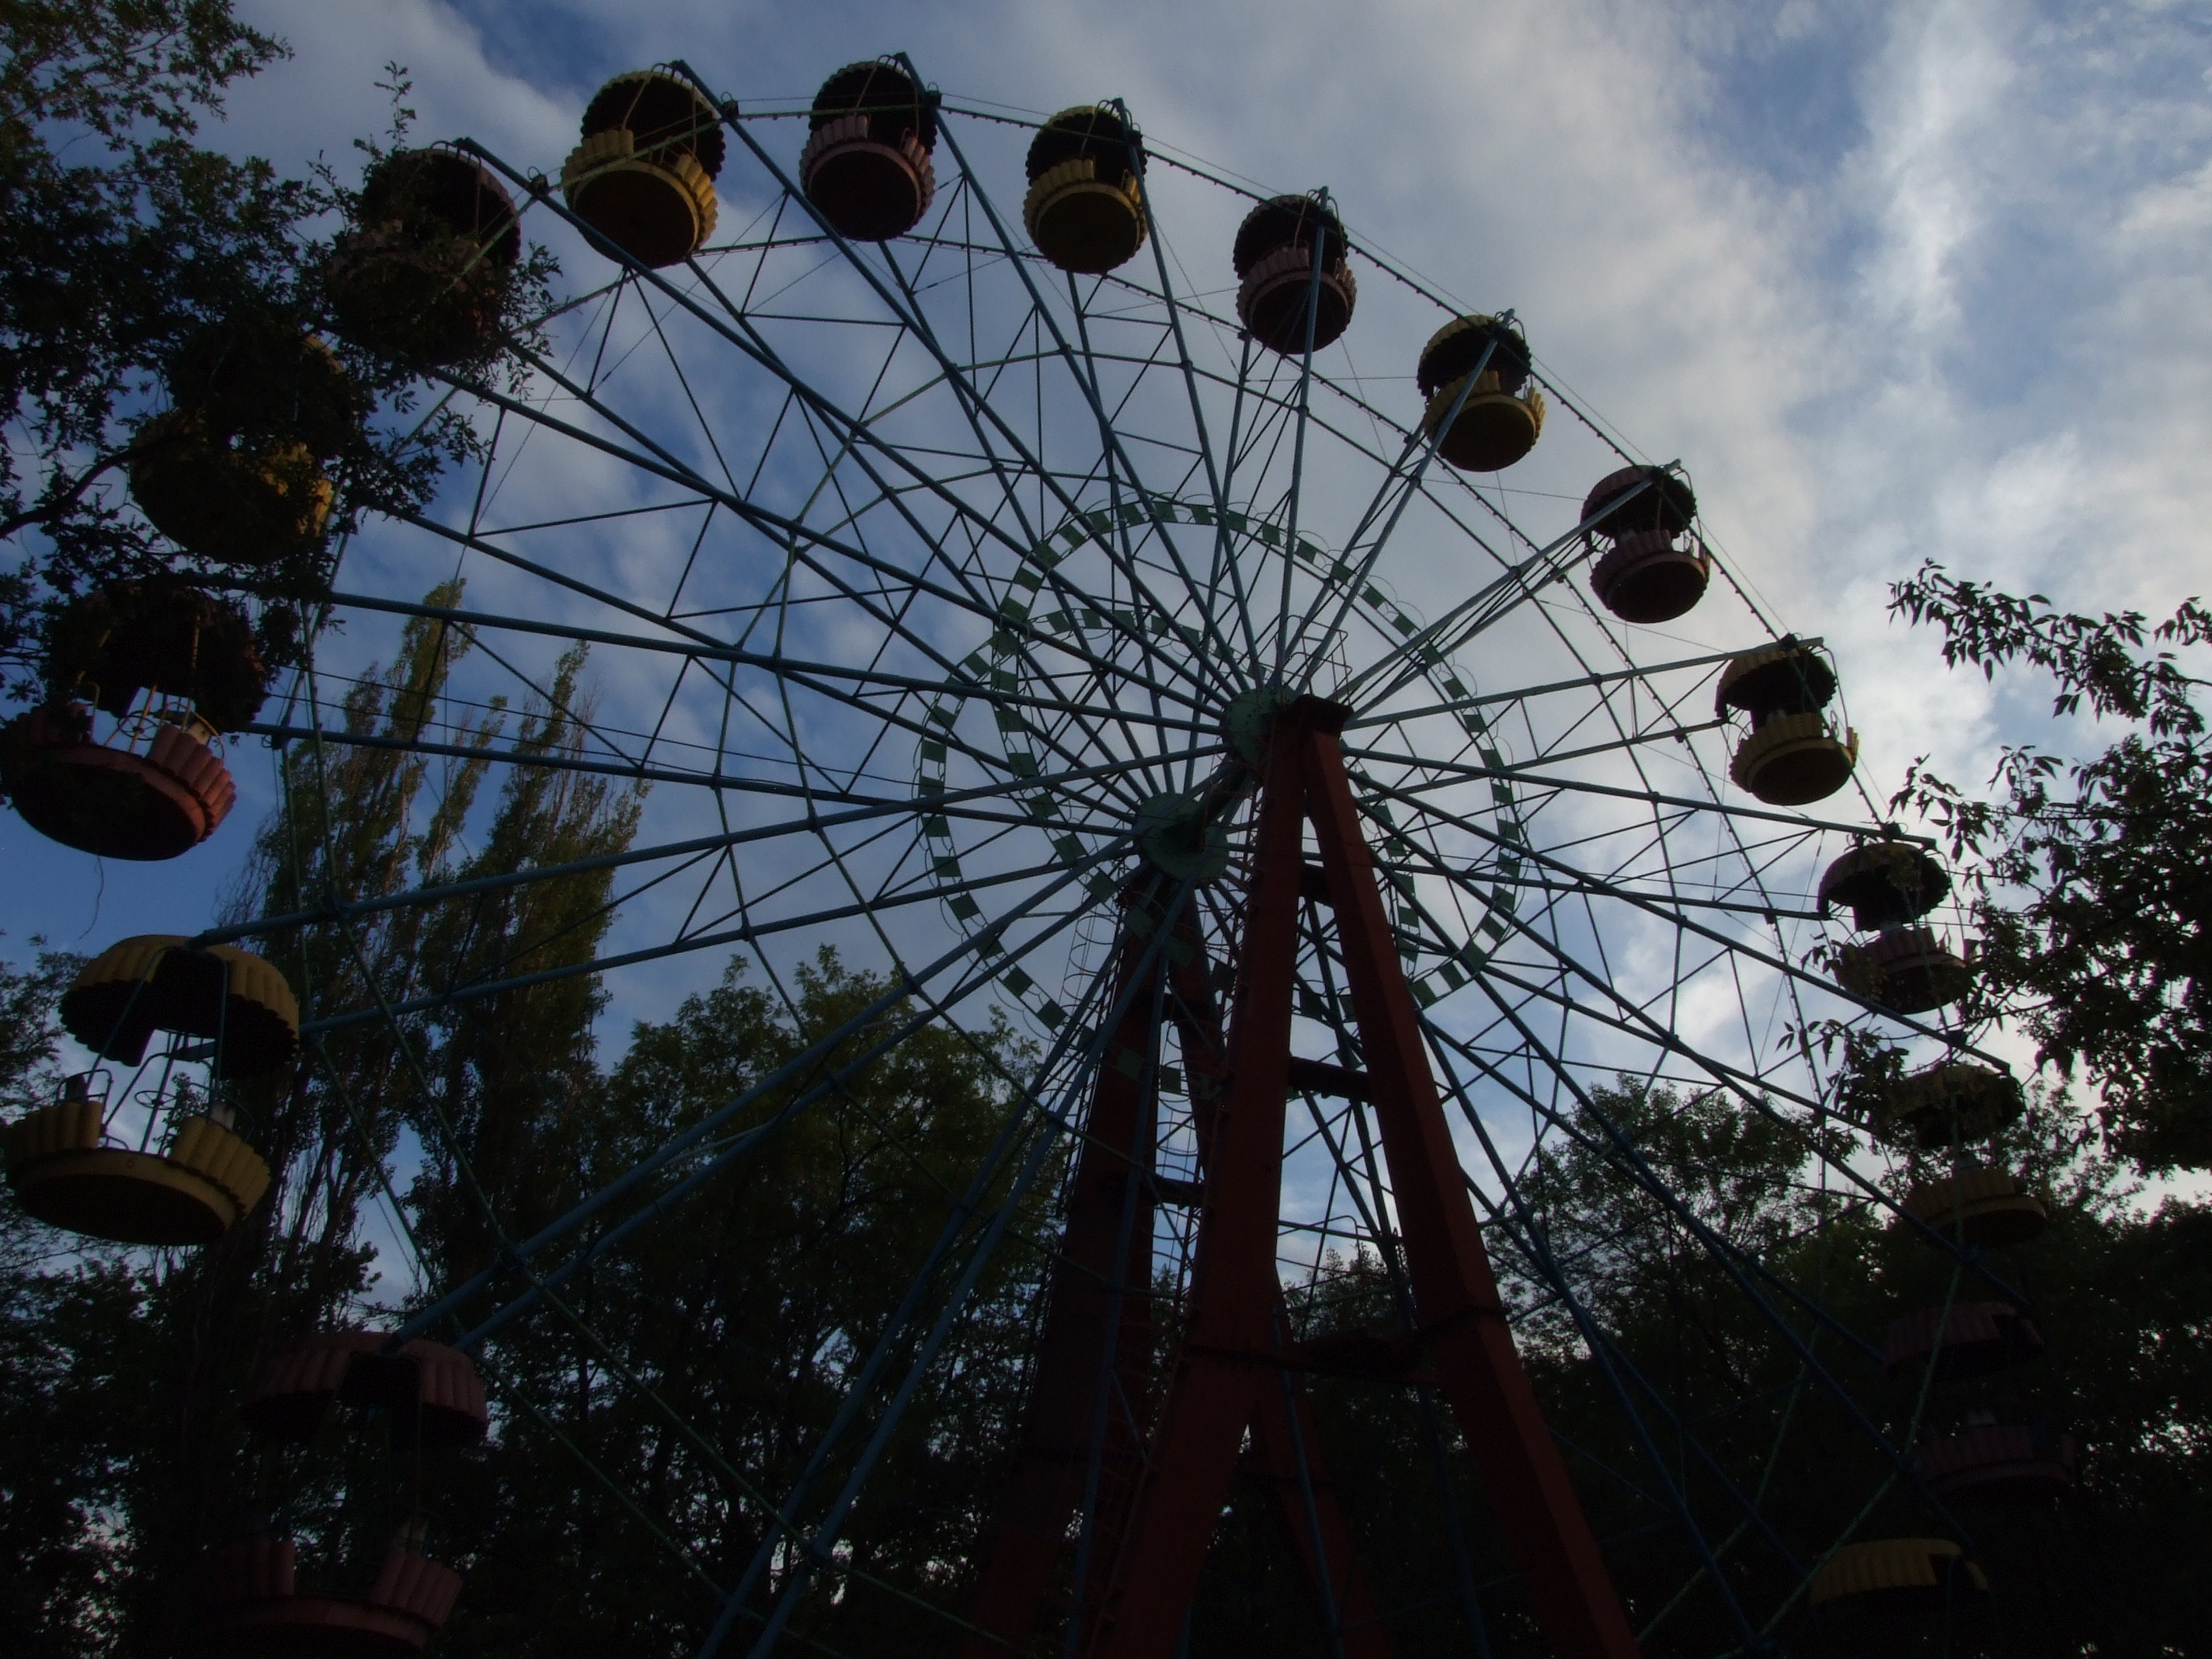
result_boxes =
[204,0,2209,738]
[195,0,2212,772]
[10,0,2210,978]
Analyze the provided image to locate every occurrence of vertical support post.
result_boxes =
[1301,702,1640,1659]
[1080,710,1310,1659]
[979,697,1633,1659]
[958,888,1166,1659]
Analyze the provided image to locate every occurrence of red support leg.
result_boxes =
[1168,910,1395,1659]
[1301,705,1641,1659]
[958,894,1167,1659]
[979,697,1633,1659]
[1080,712,1312,1659]
[965,874,1388,1659]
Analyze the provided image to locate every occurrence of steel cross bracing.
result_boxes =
[960,878,1388,1659]
[965,697,1641,1659]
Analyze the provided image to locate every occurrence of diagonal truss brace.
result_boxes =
[1077,697,1641,1659]
[959,868,1386,1659]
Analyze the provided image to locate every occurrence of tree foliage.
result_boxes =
[1173,1073,2212,1657]
[0,2,551,707]
[426,957,1046,1659]
[1891,563,2212,1169]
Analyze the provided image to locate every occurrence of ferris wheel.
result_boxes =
[0,50,2078,1659]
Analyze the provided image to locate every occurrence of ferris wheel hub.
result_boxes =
[1223,685,1294,764]
[1134,791,1230,883]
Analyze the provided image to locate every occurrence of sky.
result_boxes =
[9,0,2211,1031]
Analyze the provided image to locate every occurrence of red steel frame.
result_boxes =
[964,697,1640,1659]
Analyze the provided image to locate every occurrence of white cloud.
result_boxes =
[16,0,2207,1097]
[224,0,574,172]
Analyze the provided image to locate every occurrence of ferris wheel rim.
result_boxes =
[155,68,2029,1658]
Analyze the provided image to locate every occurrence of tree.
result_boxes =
[0,941,144,1659]
[1890,564,2212,1170]
[423,953,1049,1659]
[0,3,548,711]
[402,645,641,1291]
[95,596,601,1655]
[0,0,308,685]
[1254,1077,2212,1657]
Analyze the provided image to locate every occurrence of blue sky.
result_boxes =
[217,0,2212,728]
[8,0,2210,984]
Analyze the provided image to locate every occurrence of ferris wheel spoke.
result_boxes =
[419,614,652,772]
[653,285,1218,715]
[1345,646,1755,734]
[456,353,1038,640]
[1412,917,2028,1321]
[699,116,1227,714]
[921,113,1251,695]
[1517,716,1734,780]
[1134,186,1243,645]
[1202,331,1270,668]
[450,364,931,603]
[310,583,1222,736]
[1278,423,1434,676]
[1350,743,1898,843]
[288,806,1132,1041]
[253,690,1185,823]
[1352,781,1991,1084]
[1418,1011,1982,1557]
[1059,308,1248,685]
[1477,868,1821,922]
[414,424,1214,800]
[704,864,1217,1659]
[1261,228,1342,679]
[1514,656,1725,769]
[388,842,1142,1365]
[1334,495,1627,711]
[774,711,984,986]
[466,270,1220,723]
[1354,809,1809,1098]
[1285,338,1529,677]
[1166,348,1533,576]
[244,701,1188,826]
[864,249,1233,720]
[1422,1046,1799,1643]
[1309,889,1804,1125]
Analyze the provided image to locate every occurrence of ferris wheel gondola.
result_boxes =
[2,47,2075,1659]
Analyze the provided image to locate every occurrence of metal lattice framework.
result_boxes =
[191,54,2031,1659]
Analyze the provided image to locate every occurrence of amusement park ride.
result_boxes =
[0,50,2073,1659]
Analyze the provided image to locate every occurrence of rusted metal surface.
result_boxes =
[1302,702,1640,1659]
[981,695,1637,1658]
[1080,709,1312,1659]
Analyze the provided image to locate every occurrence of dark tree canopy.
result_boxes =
[0,0,549,711]
[0,2,304,676]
